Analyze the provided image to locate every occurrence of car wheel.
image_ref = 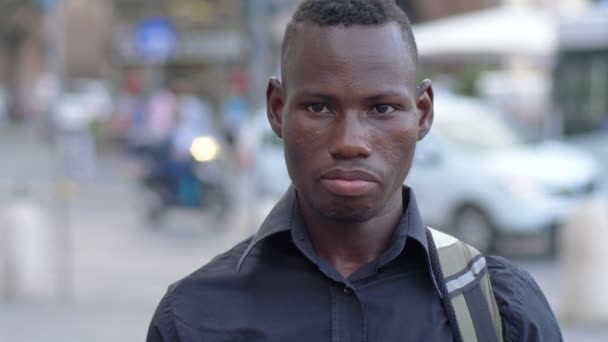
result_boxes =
[453,206,497,253]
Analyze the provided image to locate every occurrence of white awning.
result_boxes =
[413,6,558,58]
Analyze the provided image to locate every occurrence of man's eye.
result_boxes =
[370,104,397,114]
[306,104,331,114]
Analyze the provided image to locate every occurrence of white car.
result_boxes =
[244,108,292,198]
[406,94,600,253]
[239,109,292,227]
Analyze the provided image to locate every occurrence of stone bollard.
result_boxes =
[1,188,56,302]
[560,196,608,322]
[0,202,9,299]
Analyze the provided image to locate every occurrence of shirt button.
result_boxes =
[343,286,353,295]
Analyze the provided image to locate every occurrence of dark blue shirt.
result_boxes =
[147,187,562,341]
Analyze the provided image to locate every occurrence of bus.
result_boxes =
[553,4,608,136]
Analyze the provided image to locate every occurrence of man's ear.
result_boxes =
[416,79,434,141]
[266,77,284,139]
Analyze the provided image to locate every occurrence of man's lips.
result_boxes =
[320,169,378,197]
[321,169,378,182]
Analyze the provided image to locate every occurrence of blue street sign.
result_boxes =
[33,0,57,10]
[134,17,177,63]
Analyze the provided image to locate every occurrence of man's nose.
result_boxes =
[328,114,372,160]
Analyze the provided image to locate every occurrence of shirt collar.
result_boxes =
[236,186,441,295]
[236,187,297,271]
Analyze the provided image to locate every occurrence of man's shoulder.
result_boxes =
[485,255,541,309]
[148,236,257,340]
[168,235,254,295]
[485,255,548,300]
[155,235,254,316]
[486,255,563,341]
[486,255,533,285]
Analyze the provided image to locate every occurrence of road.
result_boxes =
[0,125,607,341]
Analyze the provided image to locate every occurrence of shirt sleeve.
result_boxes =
[487,256,563,342]
[147,289,179,342]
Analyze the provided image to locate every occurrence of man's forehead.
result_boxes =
[282,22,417,90]
[286,22,413,58]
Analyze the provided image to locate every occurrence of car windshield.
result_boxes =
[435,108,523,150]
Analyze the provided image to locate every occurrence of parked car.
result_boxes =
[245,108,291,198]
[406,93,600,254]
[238,109,291,227]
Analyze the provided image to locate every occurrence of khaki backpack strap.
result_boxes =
[427,227,503,342]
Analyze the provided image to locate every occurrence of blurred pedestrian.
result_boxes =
[147,1,562,341]
[146,85,177,145]
[53,86,98,181]
[0,90,7,125]
[221,91,247,148]
[113,72,146,149]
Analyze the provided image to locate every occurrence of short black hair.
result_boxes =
[281,0,418,67]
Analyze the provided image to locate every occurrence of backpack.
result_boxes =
[426,227,503,342]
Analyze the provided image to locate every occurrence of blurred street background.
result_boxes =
[0,0,608,341]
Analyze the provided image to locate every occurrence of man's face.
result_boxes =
[267,22,433,223]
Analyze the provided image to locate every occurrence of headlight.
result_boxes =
[190,136,220,162]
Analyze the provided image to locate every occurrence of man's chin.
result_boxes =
[317,205,376,224]
[296,188,382,223]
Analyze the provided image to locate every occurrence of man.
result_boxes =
[147,1,562,341]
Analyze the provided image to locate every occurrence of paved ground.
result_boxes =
[1,125,607,341]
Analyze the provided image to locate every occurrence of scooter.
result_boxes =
[138,135,230,228]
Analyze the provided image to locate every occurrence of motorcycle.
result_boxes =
[138,135,231,228]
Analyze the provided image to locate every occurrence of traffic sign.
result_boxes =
[134,17,177,63]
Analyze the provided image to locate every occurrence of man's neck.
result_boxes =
[298,191,405,279]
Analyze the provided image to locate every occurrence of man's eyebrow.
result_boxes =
[292,91,337,101]
[292,90,414,103]
[365,91,408,101]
